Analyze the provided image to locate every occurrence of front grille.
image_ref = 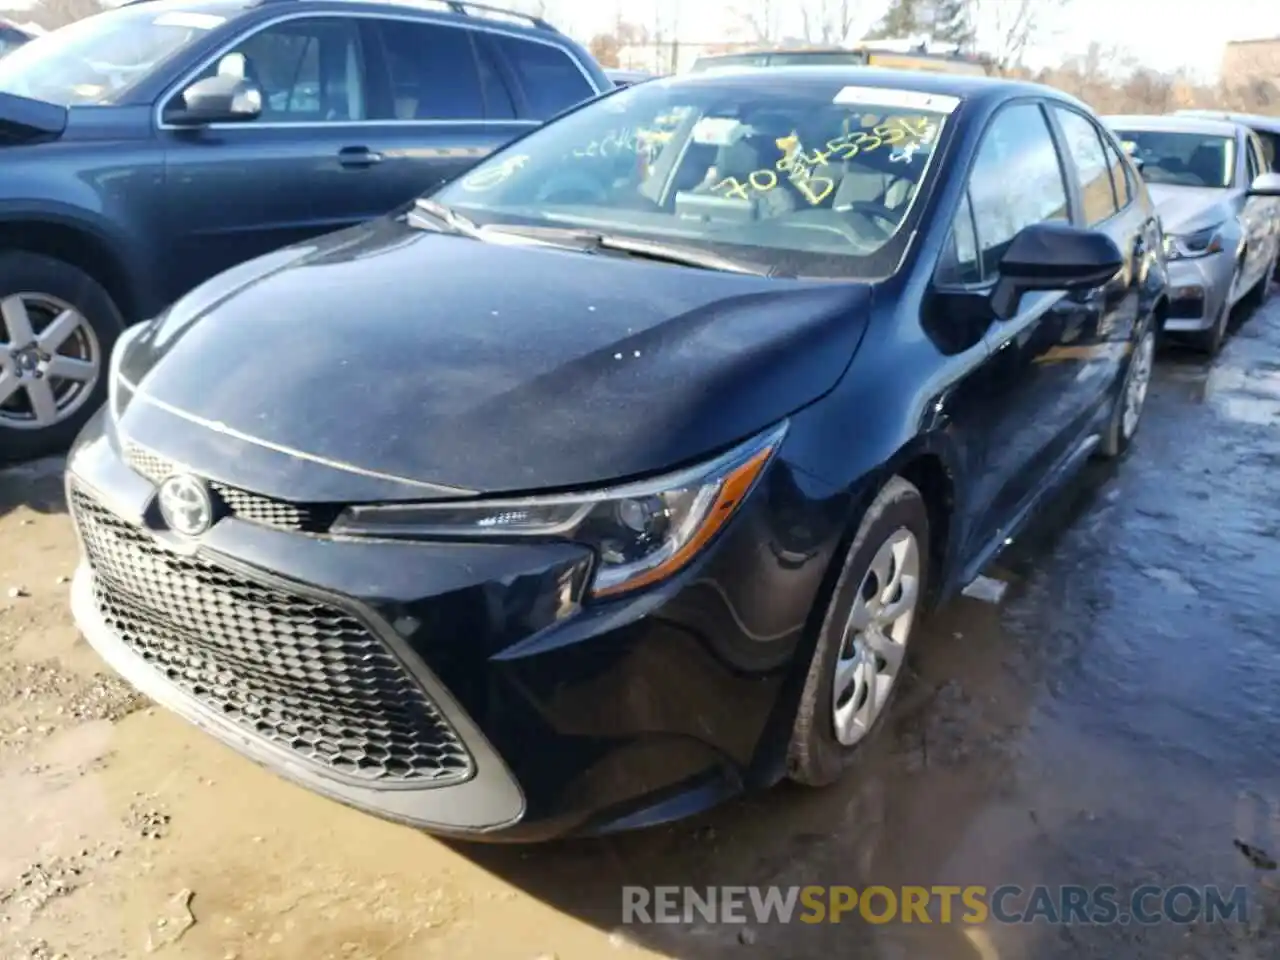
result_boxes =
[72,487,474,786]
[123,442,342,533]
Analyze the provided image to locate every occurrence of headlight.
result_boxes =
[107,321,148,421]
[331,422,788,599]
[1166,224,1225,260]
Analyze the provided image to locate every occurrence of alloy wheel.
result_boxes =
[1121,328,1156,439]
[832,527,920,747]
[0,292,101,431]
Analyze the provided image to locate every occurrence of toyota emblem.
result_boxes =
[157,473,214,537]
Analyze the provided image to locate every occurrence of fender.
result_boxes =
[0,201,160,319]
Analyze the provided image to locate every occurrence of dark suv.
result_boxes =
[0,0,608,461]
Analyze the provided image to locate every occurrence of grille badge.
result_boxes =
[157,473,214,537]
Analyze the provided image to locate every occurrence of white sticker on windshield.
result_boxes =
[153,12,226,29]
[691,117,742,146]
[833,86,961,114]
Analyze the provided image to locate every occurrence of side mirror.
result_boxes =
[1247,171,1280,197]
[991,221,1123,321]
[166,74,262,126]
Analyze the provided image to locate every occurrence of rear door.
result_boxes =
[1047,104,1143,431]
[159,14,385,302]
[354,17,532,201]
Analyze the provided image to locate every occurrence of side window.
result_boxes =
[967,103,1070,280]
[186,18,367,122]
[1246,136,1263,183]
[493,36,594,119]
[1054,107,1119,226]
[474,37,516,119]
[1102,134,1132,209]
[937,189,981,286]
[1257,132,1279,173]
[372,21,483,120]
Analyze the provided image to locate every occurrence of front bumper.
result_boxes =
[1162,251,1235,333]
[65,409,845,840]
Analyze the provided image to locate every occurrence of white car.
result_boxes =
[1106,114,1280,355]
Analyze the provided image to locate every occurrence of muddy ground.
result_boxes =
[4,298,1280,960]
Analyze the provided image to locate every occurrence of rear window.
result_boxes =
[493,35,594,119]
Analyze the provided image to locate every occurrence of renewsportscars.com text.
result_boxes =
[621,884,1251,926]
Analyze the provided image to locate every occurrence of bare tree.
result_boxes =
[970,0,1069,74]
[26,0,104,30]
[800,0,859,46]
[731,0,783,44]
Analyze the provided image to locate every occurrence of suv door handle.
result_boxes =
[338,146,382,168]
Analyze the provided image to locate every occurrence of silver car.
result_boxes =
[1105,114,1280,355]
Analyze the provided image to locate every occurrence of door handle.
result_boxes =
[337,146,383,168]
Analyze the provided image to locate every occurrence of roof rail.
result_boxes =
[255,0,558,31]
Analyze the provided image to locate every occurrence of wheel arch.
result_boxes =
[0,214,142,323]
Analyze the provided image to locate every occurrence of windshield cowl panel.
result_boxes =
[432,77,959,280]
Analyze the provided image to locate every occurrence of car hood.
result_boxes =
[1146,184,1236,235]
[114,216,873,500]
[0,91,66,144]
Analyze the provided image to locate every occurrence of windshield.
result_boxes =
[432,77,957,278]
[0,5,227,106]
[1114,130,1236,188]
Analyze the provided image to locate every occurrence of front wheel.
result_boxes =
[1097,321,1156,460]
[0,252,122,464]
[787,476,930,787]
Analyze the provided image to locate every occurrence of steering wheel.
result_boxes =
[534,171,609,205]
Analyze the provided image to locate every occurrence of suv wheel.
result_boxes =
[0,252,123,463]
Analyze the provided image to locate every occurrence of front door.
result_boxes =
[159,15,388,304]
[948,100,1092,556]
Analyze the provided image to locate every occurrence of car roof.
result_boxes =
[116,0,565,40]
[1176,109,1280,134]
[665,65,1058,108]
[1104,114,1242,137]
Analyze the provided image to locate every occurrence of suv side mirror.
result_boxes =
[1247,171,1280,197]
[991,221,1123,321]
[166,74,263,126]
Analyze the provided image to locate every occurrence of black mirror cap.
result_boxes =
[167,75,263,126]
[990,221,1122,320]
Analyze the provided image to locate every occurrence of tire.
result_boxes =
[1191,288,1231,357]
[1243,257,1273,310]
[1097,314,1156,460]
[0,252,123,464]
[787,476,930,787]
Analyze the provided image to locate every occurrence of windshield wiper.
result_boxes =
[410,198,482,239]
[478,224,767,275]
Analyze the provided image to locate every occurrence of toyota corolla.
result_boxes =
[67,69,1167,840]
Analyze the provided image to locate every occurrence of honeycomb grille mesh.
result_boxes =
[71,487,474,786]
[122,442,342,533]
